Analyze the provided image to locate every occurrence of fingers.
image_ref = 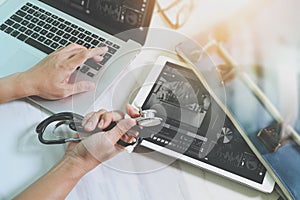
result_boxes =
[87,46,108,60]
[58,43,85,53]
[82,109,108,131]
[67,80,95,96]
[104,118,137,144]
[119,133,137,147]
[56,43,107,70]
[92,55,103,63]
[82,109,124,132]
[67,46,108,69]
[126,104,140,118]
[81,112,95,127]
[81,106,138,147]
[99,110,124,129]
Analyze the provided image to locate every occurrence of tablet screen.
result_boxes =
[139,61,271,184]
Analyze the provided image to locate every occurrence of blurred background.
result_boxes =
[152,0,300,131]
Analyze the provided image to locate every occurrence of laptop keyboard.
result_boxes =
[0,2,121,77]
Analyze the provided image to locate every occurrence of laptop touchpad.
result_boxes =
[1,48,41,78]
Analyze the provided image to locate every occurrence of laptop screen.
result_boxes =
[39,0,155,45]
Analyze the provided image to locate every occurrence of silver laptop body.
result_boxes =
[0,0,155,114]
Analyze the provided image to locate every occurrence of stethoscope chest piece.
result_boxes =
[137,109,162,127]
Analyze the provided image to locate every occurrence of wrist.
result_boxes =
[63,144,101,175]
[14,149,93,200]
[0,72,35,103]
[17,72,37,97]
[56,154,90,180]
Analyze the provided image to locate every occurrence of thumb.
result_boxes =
[126,104,140,118]
[68,81,95,95]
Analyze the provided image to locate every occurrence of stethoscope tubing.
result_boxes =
[36,112,135,146]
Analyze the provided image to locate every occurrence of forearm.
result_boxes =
[14,155,90,200]
[0,72,34,103]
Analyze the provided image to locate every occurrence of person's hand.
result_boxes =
[13,105,140,200]
[19,43,108,100]
[64,104,140,172]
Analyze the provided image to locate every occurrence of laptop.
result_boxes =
[0,0,155,114]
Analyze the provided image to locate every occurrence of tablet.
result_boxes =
[132,56,275,193]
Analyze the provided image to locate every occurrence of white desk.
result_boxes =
[2,0,294,199]
[0,99,279,200]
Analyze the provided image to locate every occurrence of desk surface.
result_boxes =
[0,100,279,200]
[3,0,300,199]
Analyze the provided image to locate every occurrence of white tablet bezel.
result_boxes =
[132,55,275,193]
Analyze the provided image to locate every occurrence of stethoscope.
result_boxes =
[36,109,163,147]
